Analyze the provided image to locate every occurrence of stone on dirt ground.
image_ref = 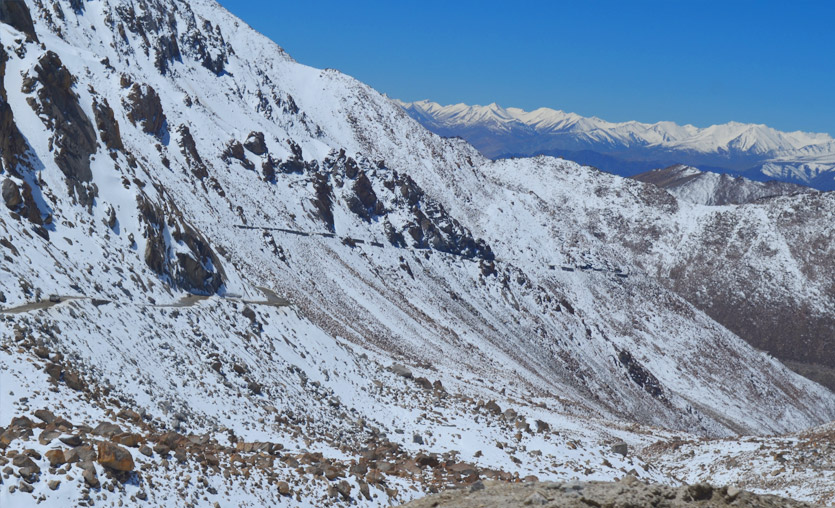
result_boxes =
[395,479,815,508]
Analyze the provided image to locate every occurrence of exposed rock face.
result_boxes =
[0,0,38,41]
[2,178,23,209]
[125,83,166,138]
[177,125,208,178]
[69,0,86,13]
[276,140,308,174]
[181,18,229,75]
[346,172,384,220]
[243,131,267,156]
[27,51,97,208]
[137,194,225,294]
[92,97,124,151]
[222,140,254,170]
[396,480,815,508]
[1,47,30,176]
[656,193,835,376]
[310,172,335,231]
[617,349,664,399]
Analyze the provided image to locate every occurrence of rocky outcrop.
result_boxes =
[154,33,182,75]
[2,178,23,209]
[92,97,124,151]
[310,172,335,231]
[177,125,208,179]
[137,194,224,294]
[275,140,308,174]
[2,176,45,225]
[0,0,38,41]
[617,349,664,399]
[243,131,267,156]
[125,83,166,138]
[181,19,229,76]
[397,479,815,508]
[346,172,384,221]
[221,140,254,170]
[1,47,29,176]
[26,51,97,208]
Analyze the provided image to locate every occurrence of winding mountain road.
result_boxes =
[0,289,291,315]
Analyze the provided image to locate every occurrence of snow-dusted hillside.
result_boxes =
[397,100,835,189]
[1,1,834,507]
[632,165,816,206]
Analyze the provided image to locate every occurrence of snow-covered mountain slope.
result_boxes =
[632,165,816,206]
[455,156,835,390]
[1,1,834,507]
[396,100,835,190]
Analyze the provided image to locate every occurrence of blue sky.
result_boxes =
[217,1,835,135]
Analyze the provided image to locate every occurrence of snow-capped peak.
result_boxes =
[397,100,835,189]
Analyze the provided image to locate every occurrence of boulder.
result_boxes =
[65,445,96,463]
[12,453,39,473]
[116,409,141,422]
[97,441,135,471]
[63,371,86,391]
[2,179,22,209]
[611,442,629,456]
[414,377,432,390]
[0,48,30,175]
[243,131,267,155]
[79,461,98,487]
[390,364,412,379]
[45,449,66,466]
[59,435,82,447]
[483,400,502,415]
[92,422,123,437]
[113,432,142,448]
[177,125,208,179]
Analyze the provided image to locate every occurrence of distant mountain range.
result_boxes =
[396,100,835,190]
[3,0,835,505]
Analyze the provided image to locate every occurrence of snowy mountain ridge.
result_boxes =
[0,0,834,506]
[632,164,817,206]
[396,99,835,189]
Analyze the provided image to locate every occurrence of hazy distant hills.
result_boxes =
[396,100,835,190]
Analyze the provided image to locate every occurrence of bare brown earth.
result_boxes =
[396,478,816,508]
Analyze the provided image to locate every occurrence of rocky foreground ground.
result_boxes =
[396,478,816,508]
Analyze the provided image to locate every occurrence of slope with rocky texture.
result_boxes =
[455,156,835,392]
[397,100,835,189]
[0,1,834,507]
[643,421,835,506]
[396,478,816,508]
[631,164,816,206]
